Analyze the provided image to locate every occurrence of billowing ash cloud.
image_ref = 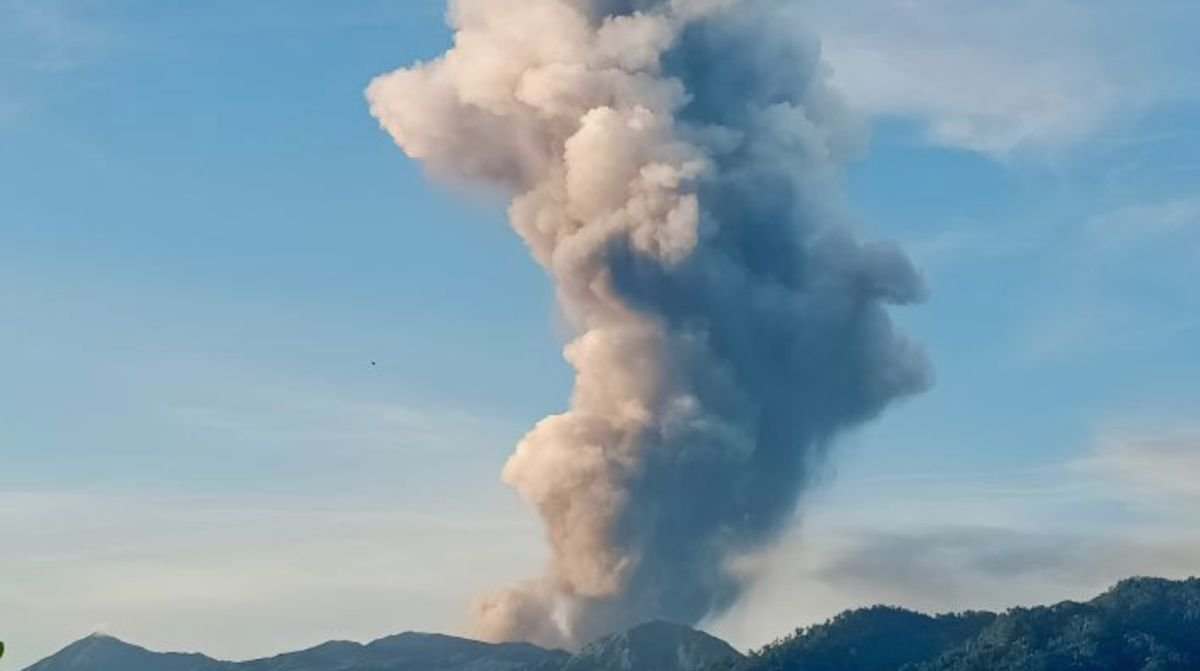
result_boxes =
[367,0,929,649]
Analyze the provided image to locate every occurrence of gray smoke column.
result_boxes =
[367,0,930,649]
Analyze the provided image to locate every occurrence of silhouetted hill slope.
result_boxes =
[24,635,228,671]
[734,577,1200,671]
[237,641,364,671]
[561,621,742,671]
[918,577,1200,671]
[27,634,566,671]
[27,623,740,671]
[236,633,566,671]
[25,578,1200,671]
[738,607,996,671]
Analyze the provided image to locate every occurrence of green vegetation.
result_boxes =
[732,578,1200,671]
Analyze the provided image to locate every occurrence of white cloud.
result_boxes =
[1077,426,1200,501]
[712,522,1200,651]
[1017,302,1140,363]
[1010,189,1200,362]
[0,0,113,73]
[1086,195,1200,248]
[902,223,1046,276]
[0,0,115,130]
[800,0,1192,155]
[710,443,1200,650]
[158,382,518,460]
[0,361,540,669]
[0,491,542,670]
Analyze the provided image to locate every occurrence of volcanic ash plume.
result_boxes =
[367,0,930,649]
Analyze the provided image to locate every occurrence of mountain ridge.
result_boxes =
[735,576,1200,671]
[561,621,742,671]
[21,625,724,671]
[23,577,1200,671]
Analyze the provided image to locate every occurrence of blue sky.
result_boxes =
[2,0,1199,668]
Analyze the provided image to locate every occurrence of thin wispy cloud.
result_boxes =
[1012,189,1200,363]
[712,431,1200,648]
[1016,303,1195,363]
[1077,426,1200,501]
[809,525,1200,612]
[0,490,541,669]
[802,0,1195,156]
[158,383,518,459]
[713,519,1200,651]
[0,0,113,72]
[1086,195,1200,249]
[902,224,1048,277]
[0,0,115,130]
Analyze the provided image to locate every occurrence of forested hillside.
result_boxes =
[732,578,1200,671]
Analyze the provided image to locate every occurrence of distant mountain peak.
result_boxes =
[235,630,568,671]
[26,634,223,671]
[47,633,142,657]
[75,633,125,645]
[618,621,705,637]
[25,578,1200,671]
[563,621,743,671]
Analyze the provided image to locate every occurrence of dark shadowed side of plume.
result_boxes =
[572,2,929,636]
